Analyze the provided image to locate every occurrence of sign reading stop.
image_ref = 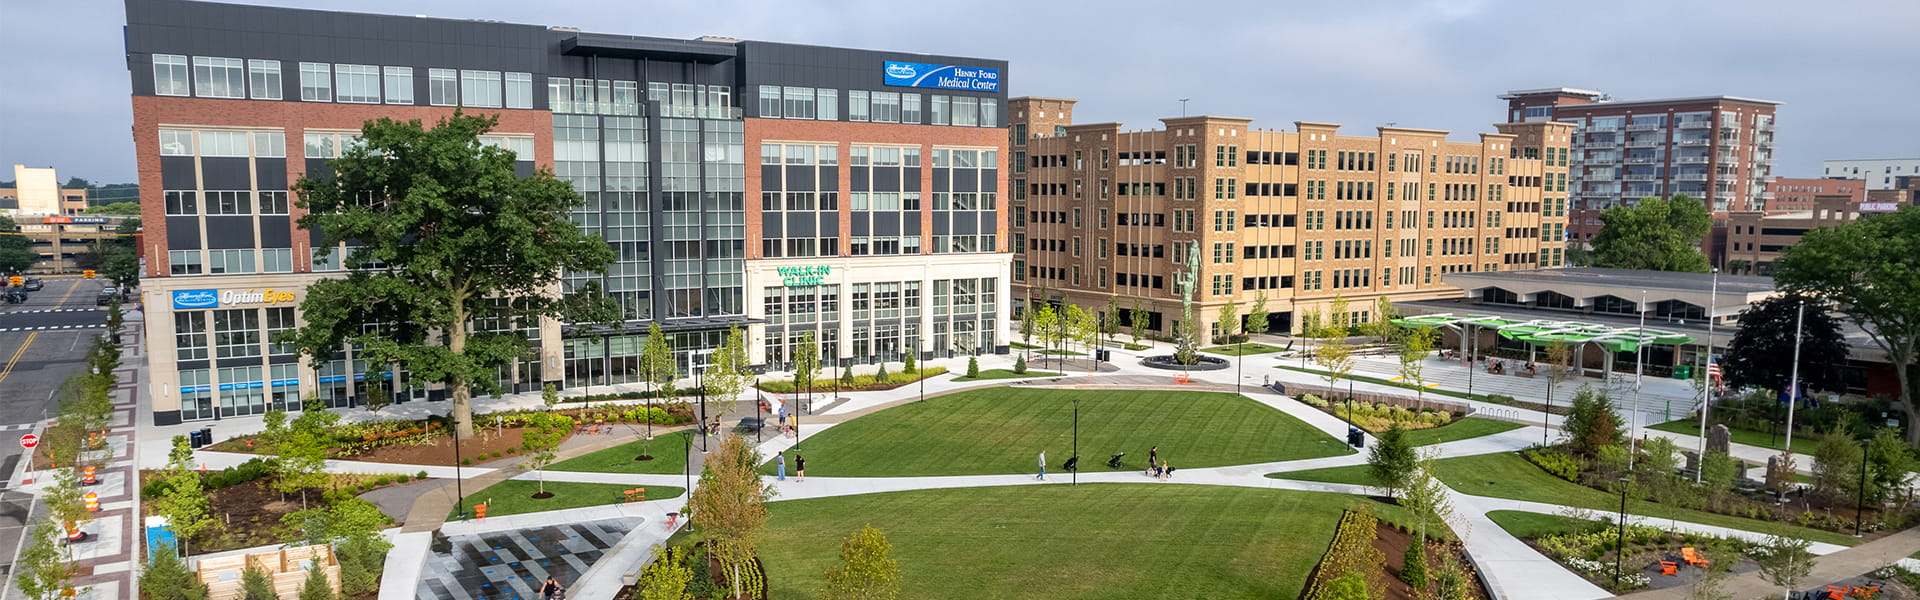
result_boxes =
[19,434,39,449]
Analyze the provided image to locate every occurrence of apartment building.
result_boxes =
[1724,194,1865,275]
[1500,89,1779,247]
[1766,177,1863,212]
[1008,97,1570,341]
[127,0,1008,425]
[1823,158,1920,190]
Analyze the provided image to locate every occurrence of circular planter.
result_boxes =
[1139,355,1231,371]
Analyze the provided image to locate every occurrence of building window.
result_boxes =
[153,54,190,96]
[428,68,458,106]
[816,88,838,120]
[460,70,502,108]
[758,85,781,118]
[848,90,869,122]
[207,249,256,275]
[903,93,922,124]
[164,190,197,215]
[265,307,296,355]
[169,250,202,275]
[298,62,331,102]
[213,309,261,359]
[159,130,194,156]
[931,95,949,125]
[783,86,816,119]
[505,72,533,109]
[981,99,998,127]
[261,248,293,273]
[192,56,245,99]
[198,131,250,157]
[952,97,979,126]
[205,191,252,215]
[247,60,282,100]
[379,66,413,104]
[334,64,380,104]
[871,92,901,123]
[175,312,208,360]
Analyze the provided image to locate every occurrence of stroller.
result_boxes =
[1062,456,1079,471]
[1106,452,1126,469]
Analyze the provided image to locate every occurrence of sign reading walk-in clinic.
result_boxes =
[882,60,1000,92]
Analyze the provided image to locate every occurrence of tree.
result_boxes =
[1101,295,1121,350]
[242,563,278,600]
[1366,296,1401,344]
[966,356,979,378]
[1314,298,1355,401]
[1032,304,1058,366]
[1366,425,1418,498]
[1588,194,1712,272]
[1128,300,1148,345]
[636,546,695,600]
[1773,206,1920,443]
[1245,292,1270,340]
[821,524,902,600]
[277,496,390,597]
[1723,294,1850,395]
[1864,428,1913,504]
[1396,325,1437,407]
[1068,304,1098,358]
[1562,386,1624,456]
[1811,426,1862,502]
[1398,454,1453,589]
[1751,534,1814,600]
[1216,300,1239,346]
[1013,355,1027,374]
[0,215,36,274]
[141,541,209,600]
[64,176,92,190]
[793,330,820,414]
[83,201,141,215]
[703,325,752,406]
[520,412,572,496]
[1062,304,1090,356]
[44,468,90,563]
[288,112,616,440]
[902,351,916,376]
[14,520,71,600]
[153,435,215,556]
[299,563,337,600]
[1320,571,1370,600]
[687,434,775,599]
[277,398,338,508]
[1019,307,1036,356]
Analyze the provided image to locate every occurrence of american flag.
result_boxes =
[1705,357,1723,382]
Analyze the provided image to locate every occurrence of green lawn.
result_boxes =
[454,479,685,519]
[1010,341,1040,350]
[1486,510,1596,538]
[1038,349,1086,356]
[768,388,1352,477]
[1269,452,1855,545]
[953,369,1064,381]
[1647,419,1820,455]
[734,485,1374,600]
[1403,418,1526,446]
[1203,343,1286,356]
[549,430,695,475]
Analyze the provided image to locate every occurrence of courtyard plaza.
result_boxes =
[103,333,1920,600]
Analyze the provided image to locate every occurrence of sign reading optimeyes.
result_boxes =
[777,265,832,287]
[882,60,1000,92]
[172,288,298,310]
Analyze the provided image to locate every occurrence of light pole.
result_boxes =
[452,411,465,519]
[683,430,692,496]
[1857,432,1870,536]
[1614,476,1631,589]
[1783,301,1805,457]
[1696,268,1719,483]
[1072,398,1079,487]
[696,361,708,452]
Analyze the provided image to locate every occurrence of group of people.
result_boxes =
[775,452,806,482]
[1145,445,1173,481]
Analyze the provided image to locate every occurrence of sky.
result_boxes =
[2,0,1916,185]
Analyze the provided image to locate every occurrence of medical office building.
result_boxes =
[127,0,1009,425]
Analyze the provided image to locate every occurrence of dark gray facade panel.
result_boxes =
[819,218,838,237]
[851,212,868,236]
[201,158,252,189]
[980,213,997,234]
[932,212,949,234]
[260,215,292,248]
[204,217,256,249]
[932,169,949,192]
[872,167,899,192]
[903,176,919,192]
[166,217,200,249]
[216,357,261,369]
[850,168,867,191]
[303,159,333,180]
[874,214,900,237]
[177,359,210,371]
[818,167,837,189]
[762,218,782,239]
[161,157,196,189]
[981,169,998,192]
[785,166,813,189]
[760,165,781,187]
[953,170,979,193]
[514,163,535,178]
[255,159,287,190]
[786,213,815,237]
[953,214,978,235]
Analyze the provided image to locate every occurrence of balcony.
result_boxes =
[1718,138,1741,148]
[1586,125,1622,133]
[1584,173,1617,182]
[1674,173,1709,182]
[1674,155,1710,164]
[1623,173,1659,182]
[1627,122,1666,131]
[1625,139,1664,148]
[1676,139,1712,147]
[1676,120,1712,129]
[1625,157,1664,165]
[1759,121,1775,132]
[1581,140,1621,149]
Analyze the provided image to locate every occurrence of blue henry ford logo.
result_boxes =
[172,289,219,309]
[882,60,999,92]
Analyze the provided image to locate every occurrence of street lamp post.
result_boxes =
[1858,433,1870,536]
[1614,476,1631,589]
[1072,398,1079,487]
[452,412,465,519]
[1696,268,1719,484]
[696,363,708,452]
[683,430,692,495]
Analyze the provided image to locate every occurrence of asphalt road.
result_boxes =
[0,276,114,587]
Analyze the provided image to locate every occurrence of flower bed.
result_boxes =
[1297,394,1458,433]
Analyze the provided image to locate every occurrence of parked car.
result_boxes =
[5,289,25,304]
[97,289,117,306]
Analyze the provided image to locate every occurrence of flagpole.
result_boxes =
[1631,289,1645,471]
[1783,301,1805,457]
[1696,268,1718,484]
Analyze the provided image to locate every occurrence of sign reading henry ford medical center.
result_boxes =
[882,61,1000,92]
[172,288,298,310]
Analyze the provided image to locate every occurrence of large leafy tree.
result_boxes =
[1722,294,1850,394]
[1772,207,1920,443]
[289,113,615,439]
[1589,194,1711,272]
[0,215,37,273]
[688,434,774,599]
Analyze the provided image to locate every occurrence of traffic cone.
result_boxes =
[81,465,96,486]
[83,492,98,512]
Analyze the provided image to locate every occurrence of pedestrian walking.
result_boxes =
[1037,450,1047,480]
[777,454,786,481]
[539,576,564,600]
[795,454,806,482]
[1148,446,1158,471]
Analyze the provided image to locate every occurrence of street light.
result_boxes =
[696,361,708,452]
[452,411,465,520]
[1858,431,1871,536]
[1614,476,1632,589]
[1072,397,1079,487]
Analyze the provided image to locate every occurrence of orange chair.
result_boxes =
[1827,585,1851,600]
[1680,547,1711,568]
[1658,561,1677,576]
[1854,585,1881,599]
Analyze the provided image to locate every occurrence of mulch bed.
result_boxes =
[203,425,570,467]
[1300,518,1489,600]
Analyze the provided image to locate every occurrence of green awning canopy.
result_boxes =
[1392,314,1693,351]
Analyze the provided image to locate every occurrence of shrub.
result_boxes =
[875,362,890,382]
[1523,446,1584,481]
[396,474,411,484]
[1486,394,1516,405]
[417,470,429,480]
[373,476,390,487]
[1299,394,1328,408]
[968,356,981,378]
[1012,355,1027,374]
[460,458,472,466]
[1400,543,1428,588]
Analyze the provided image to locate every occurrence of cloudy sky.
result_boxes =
[2,0,1915,185]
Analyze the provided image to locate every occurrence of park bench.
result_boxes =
[622,488,646,502]
[1680,547,1711,568]
[1658,561,1677,576]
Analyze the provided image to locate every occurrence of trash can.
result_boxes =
[1346,427,1365,448]
[1673,365,1691,380]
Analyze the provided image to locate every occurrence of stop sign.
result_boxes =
[19,434,38,449]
